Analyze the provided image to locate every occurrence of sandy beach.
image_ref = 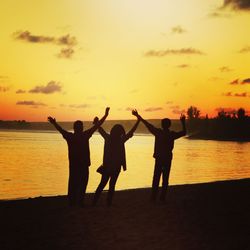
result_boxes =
[0,179,249,250]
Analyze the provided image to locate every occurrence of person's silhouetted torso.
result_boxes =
[153,129,184,162]
[62,130,92,167]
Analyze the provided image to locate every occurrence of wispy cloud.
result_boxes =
[145,48,204,57]
[229,78,250,85]
[129,89,139,94]
[69,104,89,109]
[13,31,77,46]
[166,101,173,105]
[0,76,9,83]
[144,107,163,112]
[16,101,47,106]
[169,105,185,115]
[235,92,248,97]
[223,92,248,97]
[224,92,232,96]
[209,11,231,18]
[171,26,186,34]
[16,89,26,94]
[176,64,190,68]
[29,81,62,94]
[242,78,250,84]
[219,66,233,72]
[57,47,74,59]
[229,79,240,85]
[13,31,77,59]
[60,103,90,109]
[172,108,186,115]
[221,0,250,10]
[238,46,250,53]
[0,76,8,79]
[0,86,10,92]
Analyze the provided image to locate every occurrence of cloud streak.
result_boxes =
[242,78,250,84]
[69,104,89,109]
[221,0,250,10]
[0,86,9,92]
[224,92,248,97]
[238,46,250,53]
[16,89,26,94]
[229,78,250,85]
[57,47,74,59]
[13,31,77,46]
[176,64,190,68]
[144,107,163,112]
[145,48,204,57]
[60,104,90,109]
[16,101,47,106]
[13,31,77,59]
[219,66,232,72]
[171,26,186,34]
[29,81,62,94]
[169,105,185,115]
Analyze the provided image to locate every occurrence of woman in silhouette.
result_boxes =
[93,110,140,206]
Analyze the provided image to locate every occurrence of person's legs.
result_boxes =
[107,170,120,206]
[68,166,78,206]
[160,159,172,202]
[151,160,162,201]
[92,174,109,205]
[78,167,89,206]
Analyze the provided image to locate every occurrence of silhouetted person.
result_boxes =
[92,110,140,206]
[48,107,110,206]
[133,110,186,202]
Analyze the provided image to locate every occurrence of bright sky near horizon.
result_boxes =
[0,0,250,121]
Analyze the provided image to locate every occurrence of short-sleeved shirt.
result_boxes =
[62,130,93,167]
[151,128,185,162]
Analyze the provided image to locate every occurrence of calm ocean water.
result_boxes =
[0,130,249,200]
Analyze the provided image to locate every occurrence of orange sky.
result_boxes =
[0,0,250,121]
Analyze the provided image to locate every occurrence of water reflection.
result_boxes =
[0,131,250,199]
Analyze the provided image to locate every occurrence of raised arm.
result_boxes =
[87,107,110,136]
[124,112,140,141]
[132,109,158,136]
[48,116,68,136]
[174,114,186,139]
[98,126,109,139]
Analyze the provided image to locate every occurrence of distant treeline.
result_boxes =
[2,107,250,141]
[186,106,250,141]
[0,119,182,134]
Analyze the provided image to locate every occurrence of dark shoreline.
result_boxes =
[2,128,250,142]
[1,178,249,250]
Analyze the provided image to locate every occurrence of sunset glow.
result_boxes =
[1,0,250,121]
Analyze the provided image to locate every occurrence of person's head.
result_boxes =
[161,118,171,130]
[110,124,125,139]
[73,120,83,133]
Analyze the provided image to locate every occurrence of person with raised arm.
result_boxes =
[48,107,110,206]
[133,110,186,202]
[92,110,140,206]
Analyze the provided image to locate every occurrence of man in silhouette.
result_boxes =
[133,110,186,202]
[48,107,110,206]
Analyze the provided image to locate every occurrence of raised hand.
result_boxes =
[132,109,138,117]
[105,107,110,116]
[48,116,56,124]
[132,109,141,120]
